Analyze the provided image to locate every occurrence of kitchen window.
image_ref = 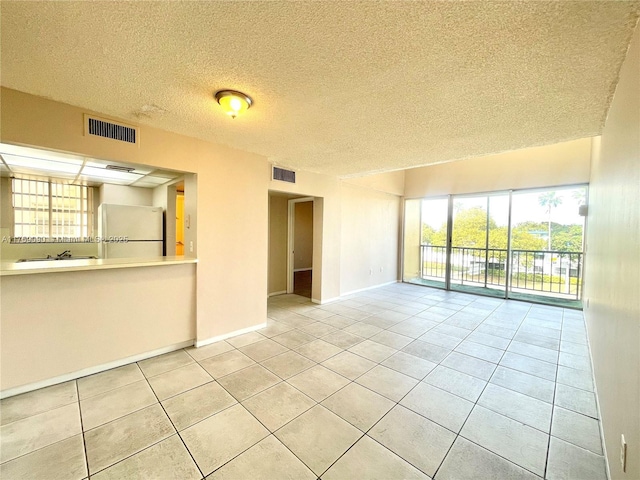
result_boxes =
[12,178,94,241]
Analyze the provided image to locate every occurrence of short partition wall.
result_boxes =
[0,262,197,394]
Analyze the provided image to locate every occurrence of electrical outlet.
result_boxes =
[369,268,373,275]
[621,434,627,472]
[189,241,194,253]
[380,266,383,272]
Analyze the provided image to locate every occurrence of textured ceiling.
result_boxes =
[1,1,639,177]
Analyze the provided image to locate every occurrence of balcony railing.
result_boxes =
[420,245,583,300]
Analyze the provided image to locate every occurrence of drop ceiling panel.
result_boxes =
[1,154,82,175]
[0,143,182,187]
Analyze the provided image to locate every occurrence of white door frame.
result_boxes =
[287,197,314,293]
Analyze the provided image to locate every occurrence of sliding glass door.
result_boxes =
[449,193,509,297]
[403,185,587,307]
[508,186,586,306]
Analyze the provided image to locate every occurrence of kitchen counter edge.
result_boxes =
[0,256,198,276]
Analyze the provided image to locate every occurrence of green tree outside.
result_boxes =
[538,192,563,250]
[421,208,581,252]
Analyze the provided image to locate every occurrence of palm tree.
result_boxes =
[538,192,562,250]
[572,188,586,205]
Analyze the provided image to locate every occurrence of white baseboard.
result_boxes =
[341,280,399,297]
[310,280,399,305]
[195,322,267,348]
[268,290,287,297]
[0,340,194,400]
[293,268,312,272]
[584,315,610,480]
[311,296,339,305]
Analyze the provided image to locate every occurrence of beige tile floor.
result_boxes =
[0,284,606,479]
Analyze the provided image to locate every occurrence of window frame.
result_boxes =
[11,177,94,242]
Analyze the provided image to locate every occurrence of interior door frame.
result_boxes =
[287,197,315,293]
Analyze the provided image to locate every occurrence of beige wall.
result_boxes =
[98,183,153,207]
[1,88,402,369]
[343,170,405,196]
[268,195,288,295]
[1,264,196,391]
[404,138,592,198]
[269,169,342,301]
[294,201,313,270]
[402,198,421,282]
[339,183,401,294]
[269,168,404,301]
[583,25,639,480]
[1,88,268,345]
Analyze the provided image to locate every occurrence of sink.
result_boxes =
[17,256,97,263]
[16,258,56,262]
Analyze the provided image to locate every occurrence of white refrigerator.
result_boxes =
[98,204,163,259]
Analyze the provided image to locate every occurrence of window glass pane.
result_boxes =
[418,198,448,287]
[12,178,92,240]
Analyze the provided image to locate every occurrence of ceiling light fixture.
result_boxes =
[214,90,253,119]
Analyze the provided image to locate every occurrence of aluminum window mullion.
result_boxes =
[484,196,490,288]
[445,195,453,291]
[505,190,513,300]
[48,180,53,241]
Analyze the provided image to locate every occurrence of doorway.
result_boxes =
[288,197,314,298]
[268,192,318,300]
[176,191,185,255]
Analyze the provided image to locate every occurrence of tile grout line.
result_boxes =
[543,307,565,480]
[314,293,496,478]
[82,363,208,478]
[431,300,537,479]
[421,298,518,478]
[185,325,362,479]
[2,286,595,479]
[142,364,206,480]
[318,291,504,478]
[354,286,588,473]
[247,294,439,477]
[76,381,91,479]
[222,295,582,478]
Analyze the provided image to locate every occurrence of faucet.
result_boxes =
[56,250,72,259]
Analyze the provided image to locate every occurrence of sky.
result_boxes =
[421,186,587,230]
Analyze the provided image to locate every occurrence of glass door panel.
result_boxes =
[486,194,510,294]
[450,196,487,291]
[450,193,509,297]
[419,198,449,288]
[509,186,586,306]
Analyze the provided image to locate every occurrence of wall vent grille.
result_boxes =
[273,166,296,183]
[85,115,137,144]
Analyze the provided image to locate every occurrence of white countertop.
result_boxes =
[0,256,197,276]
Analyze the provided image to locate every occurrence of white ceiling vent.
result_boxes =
[273,166,295,183]
[84,114,138,144]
